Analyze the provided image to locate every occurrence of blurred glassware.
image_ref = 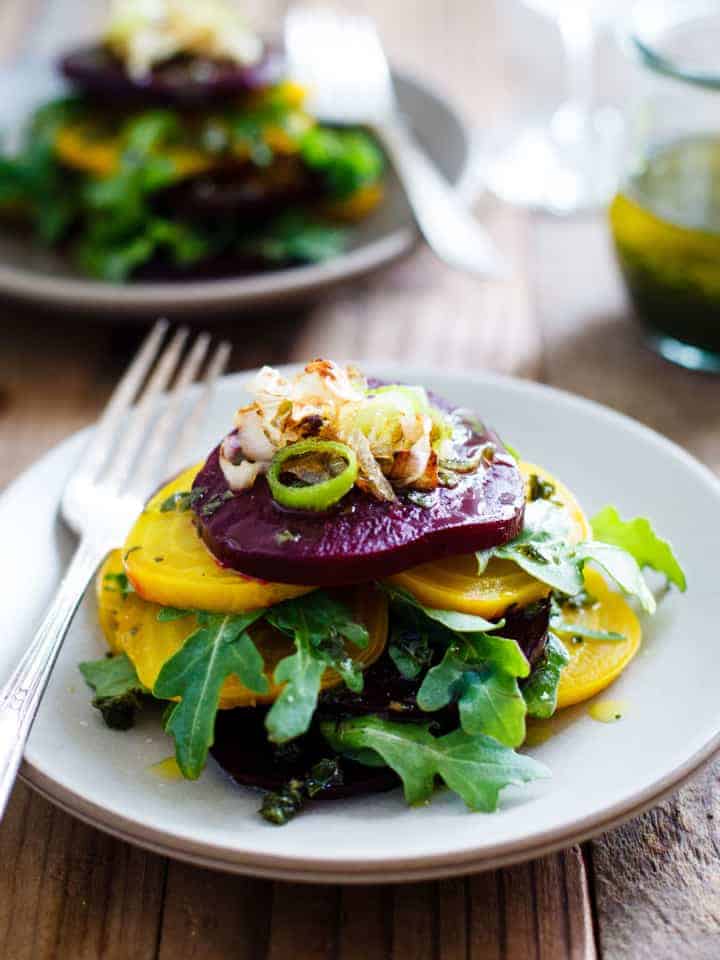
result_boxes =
[480,0,627,214]
[610,0,720,372]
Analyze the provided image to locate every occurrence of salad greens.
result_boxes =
[521,634,569,720]
[322,717,549,811]
[590,506,687,591]
[81,491,686,821]
[265,592,369,743]
[79,652,147,730]
[154,610,268,778]
[478,500,685,614]
[0,94,384,281]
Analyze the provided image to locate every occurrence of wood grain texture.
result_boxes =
[0,783,165,960]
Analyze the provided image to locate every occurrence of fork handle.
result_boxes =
[374,119,508,279]
[0,537,104,819]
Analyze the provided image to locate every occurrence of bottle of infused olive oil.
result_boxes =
[613,1,720,371]
[610,137,720,367]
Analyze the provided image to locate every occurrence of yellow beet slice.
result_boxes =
[95,550,129,654]
[97,550,388,708]
[556,568,642,708]
[389,461,590,619]
[123,465,314,613]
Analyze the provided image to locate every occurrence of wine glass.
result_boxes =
[481,0,627,214]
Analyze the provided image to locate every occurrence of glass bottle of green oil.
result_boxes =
[611,137,720,362]
[613,1,720,371]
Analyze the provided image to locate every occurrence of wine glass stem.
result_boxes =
[556,6,595,131]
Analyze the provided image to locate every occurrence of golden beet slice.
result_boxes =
[123,465,314,613]
[389,462,590,619]
[97,550,388,709]
[556,568,641,709]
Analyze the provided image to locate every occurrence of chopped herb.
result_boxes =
[199,490,234,517]
[388,625,433,680]
[159,488,205,513]
[154,556,165,562]
[528,473,556,502]
[437,469,460,488]
[275,529,301,545]
[103,572,134,598]
[406,490,435,509]
[259,758,343,825]
[123,545,141,561]
[558,589,597,610]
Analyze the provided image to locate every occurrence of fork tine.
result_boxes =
[128,331,212,494]
[104,326,189,492]
[76,318,169,482]
[167,338,232,476]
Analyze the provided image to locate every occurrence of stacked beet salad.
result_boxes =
[0,0,384,281]
[82,360,685,824]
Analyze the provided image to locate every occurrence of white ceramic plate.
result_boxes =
[3,368,719,883]
[0,64,474,317]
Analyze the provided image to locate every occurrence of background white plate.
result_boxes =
[0,64,474,317]
[2,368,719,883]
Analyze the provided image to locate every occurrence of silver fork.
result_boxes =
[0,320,230,818]
[285,5,507,279]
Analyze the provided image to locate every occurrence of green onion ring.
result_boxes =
[268,440,358,511]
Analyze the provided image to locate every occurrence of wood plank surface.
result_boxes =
[0,1,718,959]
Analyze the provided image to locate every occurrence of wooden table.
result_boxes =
[1,1,720,957]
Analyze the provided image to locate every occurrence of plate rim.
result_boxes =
[7,365,720,882]
[0,69,474,315]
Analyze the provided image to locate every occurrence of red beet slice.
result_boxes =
[59,43,284,106]
[191,397,525,586]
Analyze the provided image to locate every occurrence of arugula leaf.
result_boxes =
[154,611,268,778]
[157,606,192,622]
[522,634,570,719]
[551,622,624,642]
[265,592,369,743]
[322,716,549,811]
[482,500,657,612]
[591,506,686,591]
[79,652,145,699]
[417,639,528,747]
[458,670,527,746]
[79,653,147,730]
[577,542,655,614]
[382,584,503,633]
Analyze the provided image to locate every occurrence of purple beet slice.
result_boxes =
[191,397,525,587]
[59,43,284,106]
